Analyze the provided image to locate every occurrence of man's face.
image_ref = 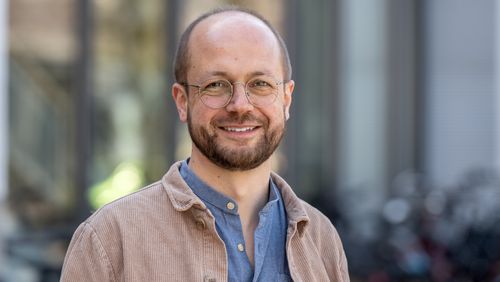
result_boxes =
[175,13,294,171]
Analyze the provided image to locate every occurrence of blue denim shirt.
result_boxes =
[180,160,291,281]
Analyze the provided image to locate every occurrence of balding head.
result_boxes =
[173,7,292,84]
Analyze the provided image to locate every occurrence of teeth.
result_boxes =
[224,127,255,132]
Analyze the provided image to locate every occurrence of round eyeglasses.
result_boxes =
[181,76,285,109]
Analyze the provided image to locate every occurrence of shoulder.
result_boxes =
[271,172,349,279]
[298,199,342,243]
[271,172,337,233]
[271,172,343,246]
[299,199,332,226]
[68,181,171,262]
[84,181,168,232]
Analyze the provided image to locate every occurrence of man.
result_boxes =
[61,7,349,282]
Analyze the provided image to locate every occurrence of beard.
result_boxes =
[187,111,285,171]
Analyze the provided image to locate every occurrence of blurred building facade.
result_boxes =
[2,0,500,281]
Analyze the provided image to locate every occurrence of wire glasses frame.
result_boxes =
[181,76,286,109]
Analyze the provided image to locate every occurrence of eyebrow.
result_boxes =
[206,71,228,77]
[204,70,274,80]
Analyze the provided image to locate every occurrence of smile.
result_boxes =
[222,127,257,132]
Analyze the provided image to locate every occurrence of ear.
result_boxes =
[172,83,189,122]
[283,80,294,120]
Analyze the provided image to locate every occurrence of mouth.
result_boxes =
[216,125,262,140]
[221,126,258,132]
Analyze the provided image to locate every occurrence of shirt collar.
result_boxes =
[180,159,239,215]
[261,180,280,214]
[161,161,310,234]
[180,159,281,215]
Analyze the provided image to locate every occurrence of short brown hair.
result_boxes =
[173,6,292,84]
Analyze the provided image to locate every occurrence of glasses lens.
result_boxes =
[200,80,232,108]
[246,76,278,106]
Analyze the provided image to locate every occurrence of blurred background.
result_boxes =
[2,0,500,281]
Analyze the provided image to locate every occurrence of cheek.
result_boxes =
[262,107,286,126]
[188,104,217,127]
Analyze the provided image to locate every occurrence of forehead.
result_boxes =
[195,12,272,38]
[187,12,282,80]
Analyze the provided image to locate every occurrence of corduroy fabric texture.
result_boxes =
[60,161,349,281]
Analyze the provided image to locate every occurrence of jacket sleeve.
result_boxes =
[316,215,350,281]
[60,222,117,282]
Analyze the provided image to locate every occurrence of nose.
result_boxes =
[225,82,254,112]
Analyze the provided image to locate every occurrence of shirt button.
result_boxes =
[237,243,245,252]
[226,202,235,210]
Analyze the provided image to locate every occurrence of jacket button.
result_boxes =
[195,217,206,230]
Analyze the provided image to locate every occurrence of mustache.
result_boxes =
[212,112,265,125]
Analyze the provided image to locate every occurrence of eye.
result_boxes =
[250,80,272,87]
[201,80,231,97]
[205,81,227,89]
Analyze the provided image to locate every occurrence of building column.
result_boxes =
[0,0,8,201]
[496,1,500,172]
[423,0,496,187]
[337,0,389,240]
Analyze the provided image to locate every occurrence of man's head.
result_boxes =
[173,6,292,84]
[172,7,295,171]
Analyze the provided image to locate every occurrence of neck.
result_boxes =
[188,147,274,267]
[188,149,271,217]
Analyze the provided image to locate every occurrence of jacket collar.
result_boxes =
[162,161,310,235]
[161,161,207,211]
[270,172,310,236]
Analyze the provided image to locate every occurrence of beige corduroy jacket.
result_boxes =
[61,161,349,282]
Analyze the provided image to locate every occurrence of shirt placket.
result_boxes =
[252,205,275,281]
